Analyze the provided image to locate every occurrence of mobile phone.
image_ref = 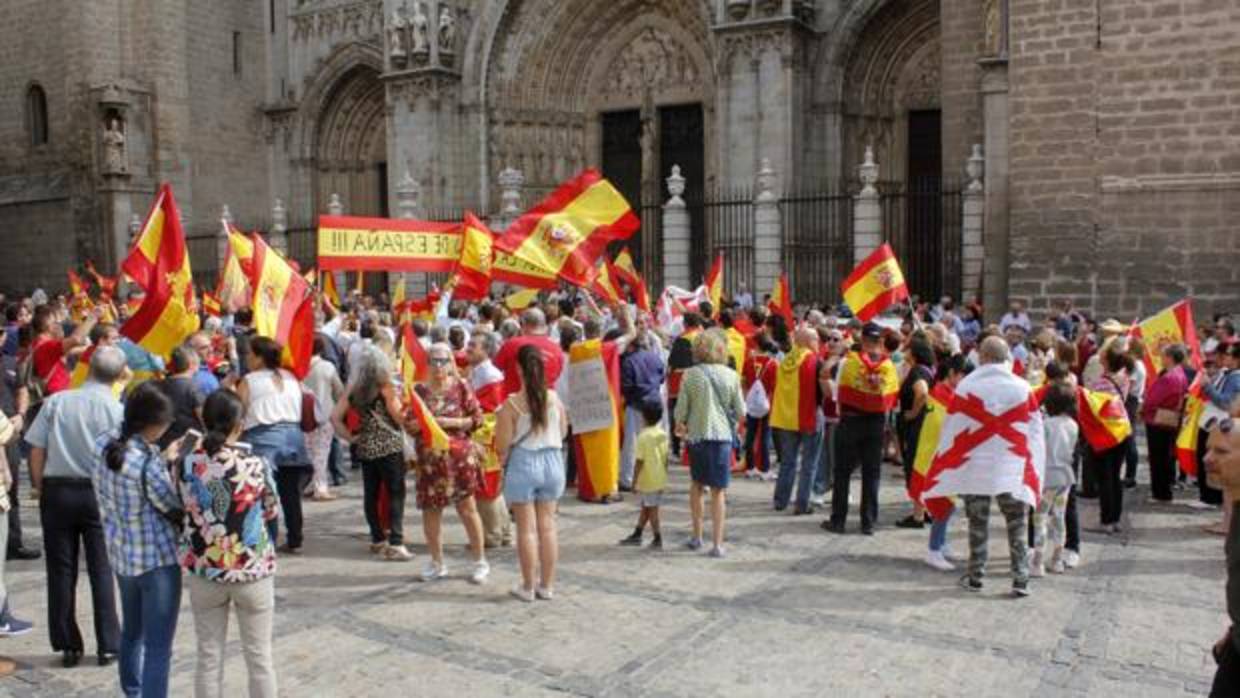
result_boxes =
[184,428,203,441]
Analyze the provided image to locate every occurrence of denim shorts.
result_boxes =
[688,440,732,490]
[503,446,566,504]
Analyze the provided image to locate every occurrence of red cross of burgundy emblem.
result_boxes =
[926,392,1041,501]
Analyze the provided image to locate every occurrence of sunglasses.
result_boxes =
[1221,418,1235,435]
[429,357,453,366]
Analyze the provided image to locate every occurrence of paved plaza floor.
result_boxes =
[0,463,1225,697]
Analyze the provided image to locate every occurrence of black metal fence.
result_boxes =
[780,182,856,305]
[879,177,963,302]
[694,187,754,296]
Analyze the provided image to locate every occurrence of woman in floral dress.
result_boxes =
[177,390,279,698]
[410,342,489,584]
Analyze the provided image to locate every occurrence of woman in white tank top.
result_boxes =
[494,345,568,602]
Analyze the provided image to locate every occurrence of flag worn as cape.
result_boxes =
[836,350,898,413]
[1076,386,1133,454]
[570,338,622,502]
[841,243,909,322]
[909,382,957,520]
[921,364,1045,508]
[770,346,819,433]
[120,184,201,357]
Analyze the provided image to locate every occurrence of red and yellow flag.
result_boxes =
[391,276,406,314]
[120,184,201,357]
[770,345,819,433]
[1076,386,1133,453]
[216,224,252,313]
[836,350,899,413]
[590,260,624,306]
[504,288,540,311]
[570,338,622,502]
[841,243,909,322]
[1133,300,1202,389]
[909,383,956,520]
[613,247,640,288]
[769,272,794,328]
[202,291,222,317]
[399,323,429,385]
[408,387,450,452]
[67,269,87,298]
[84,261,118,301]
[321,270,341,309]
[1176,376,1206,477]
[631,274,651,313]
[704,253,723,312]
[230,231,314,378]
[452,212,494,301]
[494,168,639,288]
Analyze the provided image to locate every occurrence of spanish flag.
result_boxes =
[909,382,956,520]
[504,287,540,311]
[841,243,909,322]
[704,253,723,312]
[494,168,639,288]
[120,184,201,357]
[613,247,640,288]
[631,273,652,313]
[399,323,429,385]
[392,276,406,314]
[590,260,624,306]
[1176,376,1205,477]
[1076,386,1133,453]
[202,291,222,317]
[321,269,341,309]
[84,261,118,301]
[769,272,794,328]
[67,269,87,298]
[836,350,899,413]
[1134,300,1202,389]
[452,212,494,301]
[770,345,820,433]
[230,231,314,378]
[725,326,748,375]
[408,386,450,452]
[216,224,252,312]
[570,338,622,502]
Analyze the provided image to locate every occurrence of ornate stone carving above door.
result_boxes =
[602,27,700,101]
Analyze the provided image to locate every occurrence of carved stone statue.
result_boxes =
[984,0,1002,56]
[410,2,429,56]
[388,8,408,63]
[102,119,126,174]
[437,5,456,55]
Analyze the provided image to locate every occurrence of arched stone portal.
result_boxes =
[313,65,387,218]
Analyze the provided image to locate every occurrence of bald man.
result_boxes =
[770,327,824,515]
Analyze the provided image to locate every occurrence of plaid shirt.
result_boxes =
[91,432,182,577]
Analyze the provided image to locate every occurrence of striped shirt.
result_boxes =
[91,433,182,577]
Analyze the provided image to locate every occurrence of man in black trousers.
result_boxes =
[24,346,125,667]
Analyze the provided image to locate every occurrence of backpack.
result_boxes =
[745,379,770,418]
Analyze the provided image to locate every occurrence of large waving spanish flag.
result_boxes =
[120,184,201,357]
[769,346,819,433]
[494,169,639,289]
[1076,386,1132,453]
[768,272,794,328]
[230,231,314,378]
[909,382,956,520]
[836,350,899,413]
[613,247,640,288]
[452,212,495,301]
[841,243,909,322]
[1176,375,1206,477]
[1133,300,1202,389]
[704,253,723,311]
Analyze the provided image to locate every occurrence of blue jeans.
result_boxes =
[929,506,955,552]
[814,421,836,496]
[773,428,822,512]
[619,405,644,488]
[116,564,182,698]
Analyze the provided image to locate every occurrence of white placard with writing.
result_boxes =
[567,356,615,434]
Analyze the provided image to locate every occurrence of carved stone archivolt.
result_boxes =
[291,0,384,42]
[602,27,700,101]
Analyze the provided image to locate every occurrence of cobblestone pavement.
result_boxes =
[0,463,1225,697]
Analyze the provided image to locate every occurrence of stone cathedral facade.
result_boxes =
[2,0,1238,318]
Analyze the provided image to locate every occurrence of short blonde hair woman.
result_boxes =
[674,328,745,557]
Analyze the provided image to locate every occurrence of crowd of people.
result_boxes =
[0,285,1236,696]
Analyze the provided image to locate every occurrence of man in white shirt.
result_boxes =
[999,301,1032,335]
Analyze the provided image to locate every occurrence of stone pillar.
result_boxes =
[752,158,781,299]
[393,172,426,296]
[127,214,143,249]
[853,146,882,265]
[961,145,985,304]
[217,204,233,274]
[662,165,691,290]
[980,60,1010,317]
[269,198,288,257]
[327,194,344,216]
[493,166,524,232]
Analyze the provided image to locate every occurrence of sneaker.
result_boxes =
[810,494,826,506]
[420,560,448,582]
[383,545,414,562]
[896,514,925,529]
[708,546,726,558]
[959,575,983,592]
[535,585,554,600]
[761,471,778,482]
[1186,500,1218,510]
[941,544,955,561]
[1062,549,1081,569]
[924,550,955,572]
[685,537,703,551]
[821,520,846,534]
[744,469,758,480]
[0,613,33,637]
[619,531,643,546]
[509,584,535,603]
[650,536,663,550]
[1012,580,1031,598]
[369,541,389,555]
[1049,556,1066,574]
[469,560,490,585]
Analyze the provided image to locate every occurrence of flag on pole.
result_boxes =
[202,291,222,317]
[504,288,540,311]
[392,276,406,313]
[590,260,624,306]
[355,270,365,294]
[84,261,118,301]
[230,231,314,378]
[493,168,639,288]
[321,269,341,308]
[1076,386,1133,453]
[399,324,448,451]
[216,224,252,312]
[407,386,450,452]
[631,273,651,313]
[67,269,88,298]
[613,247,640,288]
[840,243,909,322]
[769,272,794,328]
[1133,300,1202,389]
[452,212,495,301]
[704,253,723,312]
[120,184,201,357]
[399,322,429,384]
